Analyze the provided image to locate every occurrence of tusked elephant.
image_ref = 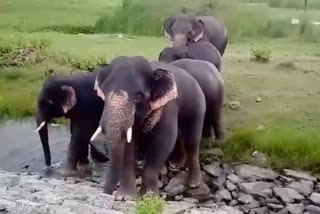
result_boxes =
[163,12,228,56]
[34,70,106,177]
[158,41,222,72]
[90,56,206,200]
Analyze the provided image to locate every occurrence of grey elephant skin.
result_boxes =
[170,59,225,140]
[159,41,222,72]
[92,56,206,200]
[163,12,228,56]
[34,71,106,177]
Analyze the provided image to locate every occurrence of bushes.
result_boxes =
[33,25,95,34]
[268,0,320,10]
[135,191,166,214]
[251,47,271,63]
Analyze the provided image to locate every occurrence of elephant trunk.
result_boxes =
[93,90,135,193]
[35,111,51,166]
[173,34,187,48]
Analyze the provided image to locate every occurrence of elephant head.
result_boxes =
[158,47,190,63]
[163,12,204,48]
[90,56,178,192]
[34,78,77,166]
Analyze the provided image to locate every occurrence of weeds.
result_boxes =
[251,47,271,63]
[33,25,95,34]
[135,191,166,214]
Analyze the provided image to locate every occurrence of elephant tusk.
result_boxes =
[127,127,132,143]
[90,126,102,142]
[34,121,46,132]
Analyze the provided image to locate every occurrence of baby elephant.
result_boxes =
[159,41,222,72]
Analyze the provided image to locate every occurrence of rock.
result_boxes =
[227,174,242,184]
[185,182,211,201]
[267,203,284,211]
[306,205,320,214]
[235,164,279,181]
[211,173,227,191]
[174,195,184,201]
[215,190,232,202]
[309,193,320,206]
[286,203,305,214]
[229,200,238,206]
[239,182,274,198]
[273,187,305,203]
[283,169,317,182]
[165,201,195,214]
[9,200,50,214]
[164,172,187,197]
[225,180,237,192]
[220,205,244,214]
[228,101,240,110]
[256,96,263,103]
[199,199,217,209]
[251,206,268,214]
[287,180,314,196]
[238,193,253,204]
[231,191,239,199]
[279,176,294,184]
[203,164,221,177]
[0,204,6,211]
[246,199,260,209]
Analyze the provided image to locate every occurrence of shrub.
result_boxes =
[135,191,166,214]
[33,25,95,34]
[251,47,271,63]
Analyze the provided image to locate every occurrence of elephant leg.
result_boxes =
[182,121,203,188]
[202,114,213,139]
[140,113,178,196]
[211,93,225,141]
[168,137,186,169]
[115,141,137,201]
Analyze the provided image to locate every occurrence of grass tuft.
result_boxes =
[250,46,271,63]
[135,191,166,214]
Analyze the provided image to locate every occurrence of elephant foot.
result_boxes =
[187,171,202,189]
[60,168,78,178]
[77,163,92,175]
[114,187,137,201]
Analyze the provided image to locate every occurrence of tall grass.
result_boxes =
[268,0,320,10]
[223,127,320,173]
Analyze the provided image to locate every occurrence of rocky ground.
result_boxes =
[1,161,320,214]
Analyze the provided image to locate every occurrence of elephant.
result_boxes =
[34,71,106,177]
[90,56,206,199]
[170,59,225,140]
[163,12,228,56]
[158,41,222,72]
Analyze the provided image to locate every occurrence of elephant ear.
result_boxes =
[94,64,111,100]
[163,17,175,41]
[193,19,205,42]
[61,86,77,114]
[150,69,178,110]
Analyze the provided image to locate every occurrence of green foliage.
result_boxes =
[268,0,320,9]
[33,25,95,34]
[223,127,320,173]
[0,39,50,67]
[250,47,271,63]
[135,191,166,214]
[95,2,163,37]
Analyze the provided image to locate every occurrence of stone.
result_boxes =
[232,191,239,199]
[287,180,314,196]
[174,195,183,201]
[286,203,305,214]
[309,193,320,206]
[9,199,50,214]
[256,96,262,103]
[246,199,260,209]
[203,164,221,177]
[267,203,284,211]
[215,189,232,202]
[306,205,320,214]
[165,201,195,214]
[228,101,240,110]
[239,182,274,198]
[283,169,317,182]
[211,173,227,191]
[225,180,237,192]
[199,199,217,209]
[251,206,268,214]
[229,199,238,206]
[164,172,188,197]
[235,164,279,181]
[227,174,242,184]
[185,182,211,201]
[273,187,305,203]
[238,193,253,204]
[220,205,244,214]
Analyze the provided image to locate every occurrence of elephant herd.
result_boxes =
[34,12,228,200]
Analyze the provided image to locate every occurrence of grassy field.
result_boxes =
[1,0,320,173]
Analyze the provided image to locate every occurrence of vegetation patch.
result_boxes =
[0,39,50,67]
[135,191,166,214]
[276,61,301,71]
[268,0,320,10]
[223,127,320,173]
[33,25,95,34]
[250,47,271,63]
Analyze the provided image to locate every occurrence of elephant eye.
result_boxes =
[136,92,144,100]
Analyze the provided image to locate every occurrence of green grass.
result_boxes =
[135,191,165,214]
[223,127,320,173]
